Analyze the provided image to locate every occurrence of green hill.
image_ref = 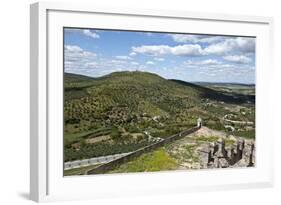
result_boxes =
[63,71,255,161]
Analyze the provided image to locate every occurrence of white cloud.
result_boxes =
[223,55,252,64]
[169,34,224,44]
[115,55,132,60]
[146,61,155,65]
[131,62,139,65]
[132,45,170,56]
[64,45,98,74]
[180,59,255,83]
[83,29,100,39]
[64,45,96,62]
[64,31,255,83]
[132,37,255,57]
[129,52,137,56]
[171,44,205,56]
[132,44,205,56]
[85,62,98,68]
[64,45,83,52]
[204,37,255,55]
[65,28,100,39]
[111,59,126,64]
[64,44,145,77]
[184,59,222,66]
[154,57,165,61]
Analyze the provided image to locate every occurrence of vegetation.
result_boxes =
[232,130,255,139]
[64,71,255,163]
[64,140,152,162]
[109,148,178,173]
[166,143,199,164]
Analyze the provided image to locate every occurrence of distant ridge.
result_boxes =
[64,72,96,82]
[65,71,255,87]
[64,71,255,104]
[193,81,255,87]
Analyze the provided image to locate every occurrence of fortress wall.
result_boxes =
[87,126,199,175]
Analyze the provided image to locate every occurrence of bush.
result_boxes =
[110,129,121,140]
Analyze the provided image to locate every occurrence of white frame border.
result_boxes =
[30,2,274,202]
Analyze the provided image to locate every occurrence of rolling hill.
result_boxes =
[63,71,255,161]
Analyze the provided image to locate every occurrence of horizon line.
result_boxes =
[64,71,256,85]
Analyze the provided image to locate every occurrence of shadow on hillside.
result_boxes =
[170,79,255,105]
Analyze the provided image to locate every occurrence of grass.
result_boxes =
[64,140,152,162]
[174,144,199,163]
[224,138,236,146]
[232,130,255,139]
[109,148,178,173]
[182,144,199,162]
[166,143,199,164]
[64,127,113,146]
[192,135,235,147]
[194,135,220,143]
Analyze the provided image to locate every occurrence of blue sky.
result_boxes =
[64,28,255,84]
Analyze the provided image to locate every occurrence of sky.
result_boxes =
[64,28,255,84]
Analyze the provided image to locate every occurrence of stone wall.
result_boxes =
[87,126,200,175]
[199,139,255,169]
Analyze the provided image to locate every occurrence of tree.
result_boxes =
[110,129,121,140]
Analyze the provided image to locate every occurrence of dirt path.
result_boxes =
[191,126,229,138]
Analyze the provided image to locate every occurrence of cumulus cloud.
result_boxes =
[64,28,100,39]
[83,29,100,39]
[65,45,83,52]
[223,55,252,64]
[115,55,132,60]
[111,59,126,64]
[132,37,255,57]
[129,52,137,56]
[132,45,170,56]
[132,44,205,56]
[131,62,139,65]
[172,44,205,56]
[64,45,96,62]
[181,59,255,83]
[184,59,222,66]
[169,35,255,55]
[169,34,224,44]
[146,61,155,65]
[64,30,255,83]
[85,62,98,68]
[64,45,98,74]
[204,37,255,55]
[154,57,165,61]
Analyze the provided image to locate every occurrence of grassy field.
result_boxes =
[109,148,178,173]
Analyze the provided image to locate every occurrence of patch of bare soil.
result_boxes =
[86,135,111,144]
[192,126,228,138]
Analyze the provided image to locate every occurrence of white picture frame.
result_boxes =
[30,1,274,202]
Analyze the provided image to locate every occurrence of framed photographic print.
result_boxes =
[30,2,274,202]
